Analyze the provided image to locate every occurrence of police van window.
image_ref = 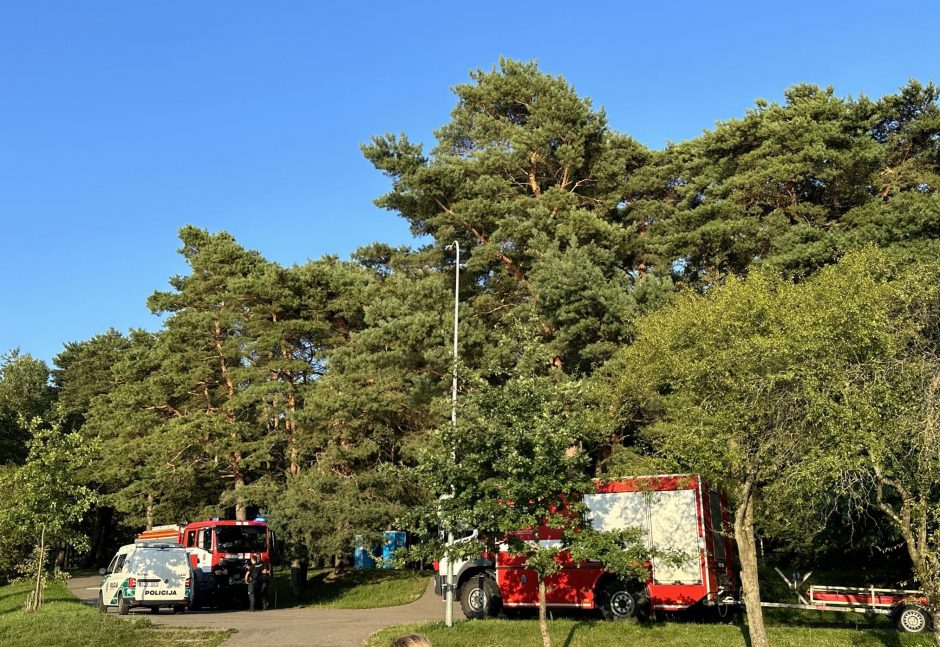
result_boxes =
[200,529,212,551]
[112,554,127,573]
[186,530,196,547]
[709,491,727,562]
[106,555,119,573]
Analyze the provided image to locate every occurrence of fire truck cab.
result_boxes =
[137,518,273,609]
[437,474,737,620]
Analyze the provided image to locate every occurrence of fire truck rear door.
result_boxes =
[648,489,702,584]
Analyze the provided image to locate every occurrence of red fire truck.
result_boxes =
[137,518,273,609]
[436,474,738,620]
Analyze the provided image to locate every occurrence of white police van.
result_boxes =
[98,543,191,615]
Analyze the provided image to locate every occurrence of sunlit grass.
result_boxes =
[367,617,932,647]
[269,568,431,609]
[0,579,230,647]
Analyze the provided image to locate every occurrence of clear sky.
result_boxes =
[2,0,938,364]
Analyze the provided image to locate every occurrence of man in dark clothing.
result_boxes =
[244,553,269,611]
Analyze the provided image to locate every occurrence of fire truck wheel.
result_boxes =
[459,573,501,619]
[188,574,202,611]
[895,605,931,633]
[117,593,130,616]
[597,579,647,622]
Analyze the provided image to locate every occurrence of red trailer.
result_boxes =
[763,570,933,633]
[436,474,738,620]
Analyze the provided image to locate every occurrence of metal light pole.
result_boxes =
[444,241,459,627]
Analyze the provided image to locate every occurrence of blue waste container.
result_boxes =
[381,531,406,569]
[354,535,376,569]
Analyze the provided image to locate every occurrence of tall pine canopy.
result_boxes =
[7,61,940,593]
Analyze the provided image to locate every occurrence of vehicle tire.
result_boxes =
[895,604,931,633]
[188,574,202,611]
[173,604,186,614]
[150,606,160,614]
[596,578,648,621]
[117,593,130,616]
[97,592,107,614]
[459,573,501,619]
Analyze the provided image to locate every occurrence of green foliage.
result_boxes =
[618,250,926,508]
[364,58,663,375]
[613,249,940,646]
[627,80,940,280]
[2,422,95,550]
[0,350,53,465]
[0,421,95,605]
[52,329,131,431]
[419,373,657,588]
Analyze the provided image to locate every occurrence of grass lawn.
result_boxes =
[367,614,934,647]
[0,579,231,647]
[268,567,431,609]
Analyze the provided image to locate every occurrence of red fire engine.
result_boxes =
[436,474,738,620]
[137,518,273,608]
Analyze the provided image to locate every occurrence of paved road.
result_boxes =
[69,573,446,647]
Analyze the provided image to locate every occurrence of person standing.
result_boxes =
[244,553,268,611]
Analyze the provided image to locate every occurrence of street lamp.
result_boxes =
[443,241,459,627]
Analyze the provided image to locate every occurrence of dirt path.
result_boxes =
[69,572,446,646]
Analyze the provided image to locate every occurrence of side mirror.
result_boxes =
[98,567,107,576]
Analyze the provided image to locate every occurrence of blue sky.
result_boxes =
[2,0,938,364]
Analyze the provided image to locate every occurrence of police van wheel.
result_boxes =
[459,573,501,619]
[117,593,130,616]
[149,606,160,614]
[97,592,107,613]
[173,605,186,614]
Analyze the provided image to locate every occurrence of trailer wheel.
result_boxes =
[459,573,501,619]
[117,592,130,616]
[895,605,931,633]
[597,578,648,621]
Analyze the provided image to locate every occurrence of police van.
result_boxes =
[98,543,191,615]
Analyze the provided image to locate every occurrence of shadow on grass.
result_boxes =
[560,622,577,647]
[267,568,429,609]
[0,581,86,616]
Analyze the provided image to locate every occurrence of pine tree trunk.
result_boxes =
[94,506,114,566]
[538,575,552,647]
[290,558,304,595]
[733,488,769,647]
[234,471,247,521]
[145,493,154,530]
[287,393,298,475]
